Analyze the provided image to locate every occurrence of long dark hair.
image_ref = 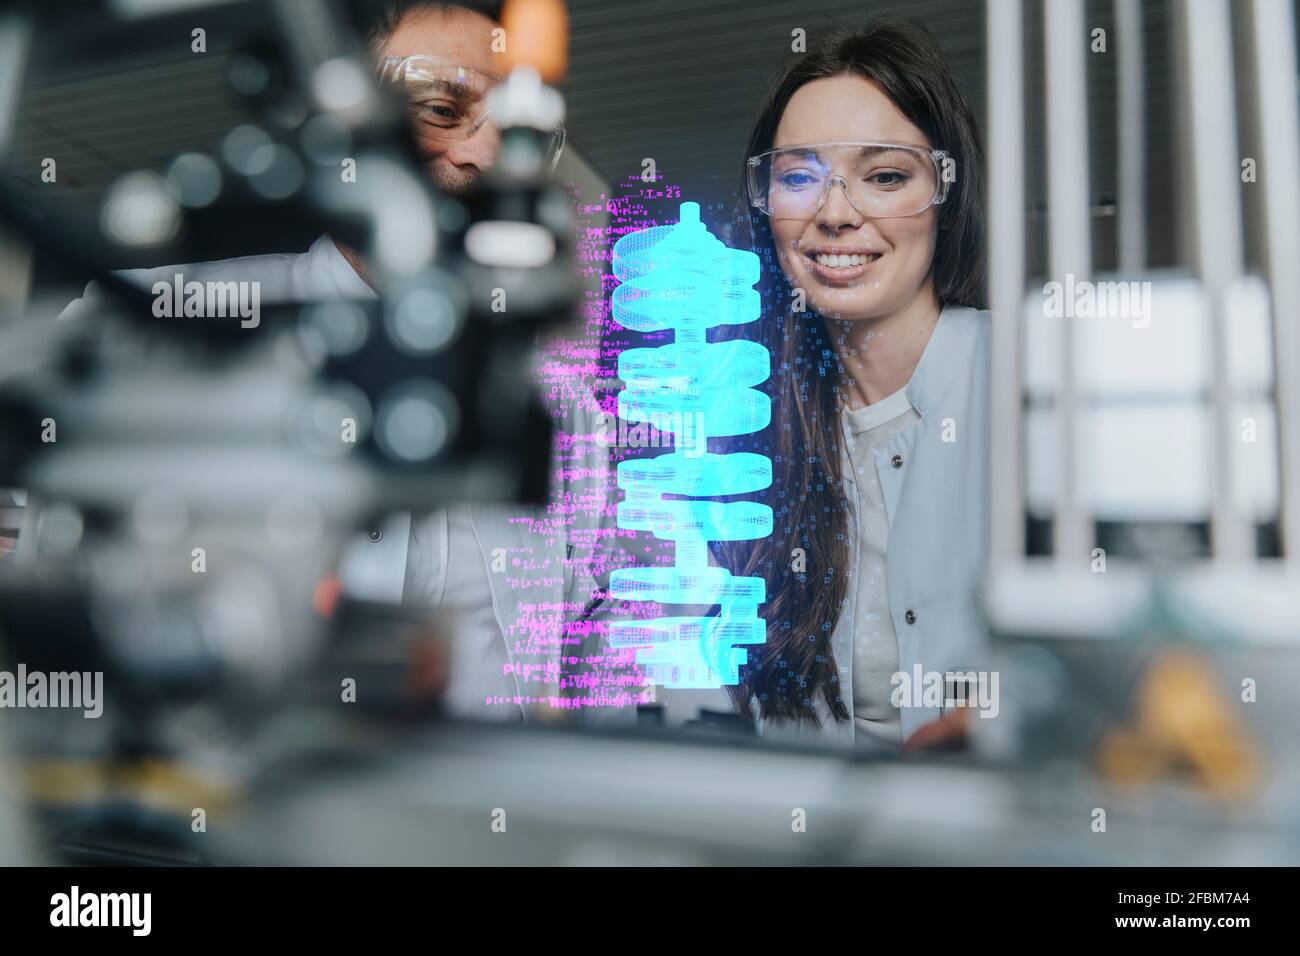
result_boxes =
[716,18,986,723]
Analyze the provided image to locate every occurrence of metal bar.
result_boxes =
[0,12,32,317]
[1174,0,1252,560]
[987,0,1026,564]
[1248,0,1300,561]
[269,0,373,117]
[0,11,30,153]
[1044,0,1092,562]
[1116,0,1146,272]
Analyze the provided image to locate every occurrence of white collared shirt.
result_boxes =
[842,384,920,747]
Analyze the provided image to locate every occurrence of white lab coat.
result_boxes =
[763,306,993,745]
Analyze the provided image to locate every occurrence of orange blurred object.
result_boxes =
[406,626,452,702]
[312,574,342,619]
[502,0,568,83]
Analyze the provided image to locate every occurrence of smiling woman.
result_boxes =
[713,18,991,749]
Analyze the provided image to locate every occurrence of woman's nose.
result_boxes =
[814,176,865,232]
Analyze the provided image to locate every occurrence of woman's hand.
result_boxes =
[903,707,973,753]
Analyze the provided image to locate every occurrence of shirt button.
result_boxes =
[367,529,383,542]
[891,454,904,469]
[905,608,917,625]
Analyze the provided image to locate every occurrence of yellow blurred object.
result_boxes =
[502,0,568,83]
[1096,649,1263,800]
[24,757,242,816]
[22,758,107,804]
[1095,726,1170,786]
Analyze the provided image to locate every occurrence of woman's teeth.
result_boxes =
[813,253,878,268]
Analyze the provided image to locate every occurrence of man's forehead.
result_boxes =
[381,6,498,74]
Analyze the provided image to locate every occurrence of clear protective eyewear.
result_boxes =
[377,54,565,167]
[746,141,950,220]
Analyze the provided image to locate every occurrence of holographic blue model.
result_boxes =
[608,202,773,688]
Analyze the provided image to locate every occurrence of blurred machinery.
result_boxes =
[0,0,573,863]
[983,0,1300,821]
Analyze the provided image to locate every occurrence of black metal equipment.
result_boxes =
[0,0,572,863]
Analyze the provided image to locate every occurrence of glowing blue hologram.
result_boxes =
[608,201,773,689]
